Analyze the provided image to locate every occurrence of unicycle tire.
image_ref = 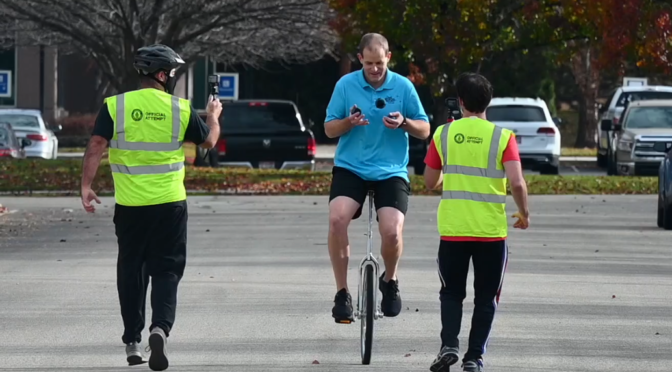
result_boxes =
[361,264,374,365]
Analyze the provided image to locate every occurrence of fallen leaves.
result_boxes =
[0,159,660,196]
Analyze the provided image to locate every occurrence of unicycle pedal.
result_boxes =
[335,318,354,324]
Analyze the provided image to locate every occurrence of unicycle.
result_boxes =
[354,189,384,365]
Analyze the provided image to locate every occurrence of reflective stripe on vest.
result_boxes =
[110,161,184,175]
[109,93,182,152]
[440,123,506,203]
[440,124,505,179]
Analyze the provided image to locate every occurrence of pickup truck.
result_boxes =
[602,99,672,176]
[194,99,316,170]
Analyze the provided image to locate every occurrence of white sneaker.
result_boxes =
[125,342,146,365]
[148,327,169,371]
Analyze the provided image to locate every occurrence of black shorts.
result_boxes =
[328,166,410,220]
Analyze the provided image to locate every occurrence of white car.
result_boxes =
[0,109,61,159]
[486,97,561,174]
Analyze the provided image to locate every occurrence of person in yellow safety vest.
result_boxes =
[423,73,530,372]
[79,44,221,371]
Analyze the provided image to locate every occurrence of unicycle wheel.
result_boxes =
[360,264,374,365]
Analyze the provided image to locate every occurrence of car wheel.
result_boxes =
[606,151,617,176]
[193,147,208,167]
[597,152,606,168]
[540,164,559,175]
[658,192,664,228]
[413,160,425,175]
[664,202,672,230]
[207,148,219,168]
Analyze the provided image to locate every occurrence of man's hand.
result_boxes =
[512,210,529,229]
[207,95,222,118]
[81,187,101,213]
[348,105,369,126]
[383,112,404,129]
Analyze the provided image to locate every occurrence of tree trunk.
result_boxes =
[339,46,352,77]
[569,45,600,148]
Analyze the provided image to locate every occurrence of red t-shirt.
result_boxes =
[424,133,521,242]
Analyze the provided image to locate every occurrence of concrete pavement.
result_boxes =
[0,195,670,371]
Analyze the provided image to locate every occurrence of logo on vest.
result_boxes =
[454,133,465,143]
[131,109,143,121]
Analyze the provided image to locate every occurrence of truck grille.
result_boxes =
[634,141,672,155]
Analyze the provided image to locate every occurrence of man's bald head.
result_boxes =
[357,33,392,87]
[358,33,389,54]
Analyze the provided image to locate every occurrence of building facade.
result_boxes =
[0,46,59,126]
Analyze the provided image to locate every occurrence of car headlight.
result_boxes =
[617,140,633,152]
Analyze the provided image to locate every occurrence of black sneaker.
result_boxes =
[462,359,484,372]
[429,346,459,372]
[332,288,354,323]
[379,272,402,317]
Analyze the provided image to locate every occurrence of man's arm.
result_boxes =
[183,104,217,148]
[81,104,112,191]
[423,138,444,189]
[502,135,528,216]
[401,83,431,140]
[324,79,362,138]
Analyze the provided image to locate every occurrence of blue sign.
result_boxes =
[217,73,239,100]
[0,70,11,98]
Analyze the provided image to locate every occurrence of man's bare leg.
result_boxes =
[328,196,361,291]
[377,206,405,317]
[378,206,405,280]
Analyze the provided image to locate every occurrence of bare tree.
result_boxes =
[0,0,338,93]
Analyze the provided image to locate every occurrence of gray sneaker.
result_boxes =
[148,327,169,371]
[429,346,459,371]
[125,342,146,365]
[462,359,484,372]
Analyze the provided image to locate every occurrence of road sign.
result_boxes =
[0,70,12,98]
[216,73,239,100]
[623,77,647,87]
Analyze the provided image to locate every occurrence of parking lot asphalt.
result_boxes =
[0,195,670,371]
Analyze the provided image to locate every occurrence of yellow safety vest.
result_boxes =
[433,117,513,238]
[105,88,190,207]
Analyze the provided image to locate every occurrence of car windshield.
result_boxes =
[220,102,301,132]
[0,114,40,128]
[617,91,672,107]
[625,106,672,129]
[485,105,546,122]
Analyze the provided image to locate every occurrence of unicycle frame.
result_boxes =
[354,190,384,321]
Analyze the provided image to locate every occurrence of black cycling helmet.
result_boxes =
[133,44,185,93]
[133,44,185,75]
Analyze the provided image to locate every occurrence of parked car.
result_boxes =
[0,109,61,160]
[485,97,562,174]
[194,100,316,170]
[657,150,672,229]
[602,99,672,176]
[597,85,672,167]
[0,123,30,159]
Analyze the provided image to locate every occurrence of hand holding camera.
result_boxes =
[349,105,369,126]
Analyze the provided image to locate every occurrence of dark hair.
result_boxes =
[358,33,389,54]
[455,72,493,113]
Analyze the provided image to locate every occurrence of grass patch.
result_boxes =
[57,147,87,153]
[0,159,657,196]
[561,147,596,157]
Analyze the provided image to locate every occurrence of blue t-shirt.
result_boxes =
[325,69,429,182]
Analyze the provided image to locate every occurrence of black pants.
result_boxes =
[114,200,188,344]
[437,239,508,361]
